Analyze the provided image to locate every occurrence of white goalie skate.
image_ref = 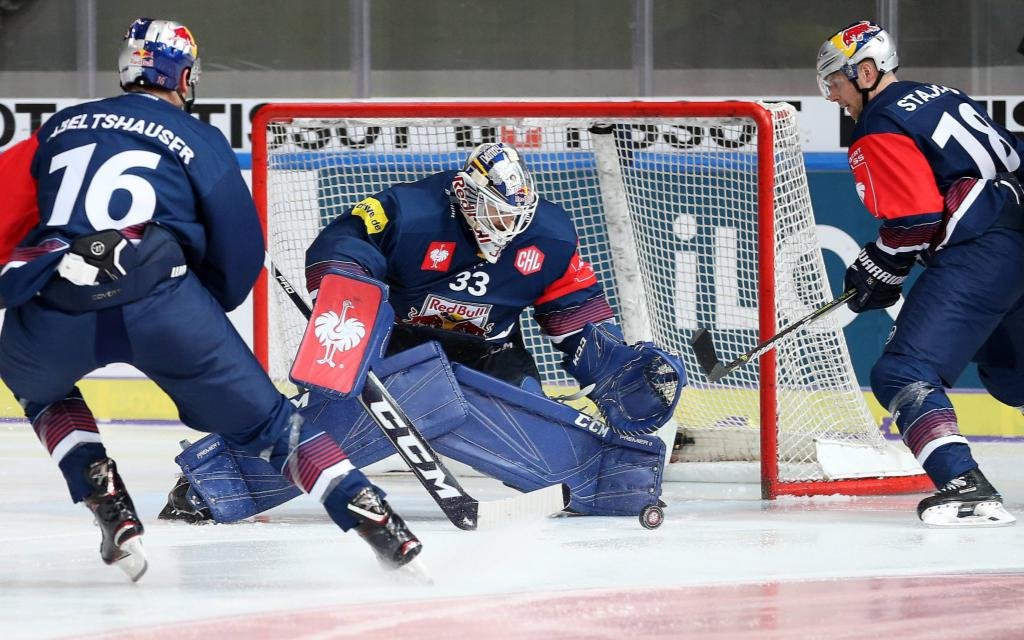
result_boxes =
[917,468,1017,528]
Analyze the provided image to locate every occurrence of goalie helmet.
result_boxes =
[816,21,898,98]
[118,18,201,111]
[453,143,539,263]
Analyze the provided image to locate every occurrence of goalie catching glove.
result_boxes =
[563,323,686,434]
[844,242,914,313]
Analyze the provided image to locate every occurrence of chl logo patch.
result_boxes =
[515,246,544,275]
[422,241,455,271]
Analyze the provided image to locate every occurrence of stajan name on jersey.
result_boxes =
[895,84,959,112]
[46,113,196,164]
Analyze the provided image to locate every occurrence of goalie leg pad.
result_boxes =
[176,342,468,522]
[302,341,470,467]
[176,434,267,522]
[430,364,664,516]
[564,323,687,434]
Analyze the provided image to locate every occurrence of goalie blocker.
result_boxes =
[290,271,393,398]
[173,341,666,521]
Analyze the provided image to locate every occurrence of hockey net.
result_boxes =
[251,101,931,498]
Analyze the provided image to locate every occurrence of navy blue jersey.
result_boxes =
[305,170,614,350]
[849,80,1024,258]
[0,92,263,311]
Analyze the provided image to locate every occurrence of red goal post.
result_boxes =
[250,100,934,499]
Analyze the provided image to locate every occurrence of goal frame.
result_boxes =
[250,100,933,500]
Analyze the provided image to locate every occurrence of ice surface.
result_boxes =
[1,423,1022,639]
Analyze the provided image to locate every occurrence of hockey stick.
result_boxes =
[265,255,569,530]
[690,289,856,383]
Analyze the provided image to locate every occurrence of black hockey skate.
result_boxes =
[347,486,422,569]
[83,458,148,581]
[917,468,1016,528]
[158,475,213,524]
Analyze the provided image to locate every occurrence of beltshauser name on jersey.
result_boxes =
[46,113,196,165]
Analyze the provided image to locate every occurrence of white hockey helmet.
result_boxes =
[453,143,539,263]
[118,18,201,111]
[816,21,898,98]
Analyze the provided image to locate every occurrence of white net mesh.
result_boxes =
[258,102,907,489]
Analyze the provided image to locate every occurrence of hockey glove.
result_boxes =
[844,242,913,313]
[995,172,1024,223]
[564,323,687,434]
[995,171,1024,205]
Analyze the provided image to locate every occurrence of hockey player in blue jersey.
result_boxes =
[0,18,422,581]
[161,142,686,527]
[817,21,1024,526]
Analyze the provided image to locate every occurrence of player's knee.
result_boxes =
[870,354,941,410]
[219,393,296,456]
[978,365,1024,407]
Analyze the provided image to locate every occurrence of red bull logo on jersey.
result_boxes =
[406,294,494,337]
[831,21,879,57]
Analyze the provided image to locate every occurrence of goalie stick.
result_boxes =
[265,255,569,530]
[690,289,856,382]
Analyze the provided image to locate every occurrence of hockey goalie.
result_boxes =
[159,142,686,526]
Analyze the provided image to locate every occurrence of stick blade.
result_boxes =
[690,328,722,378]
[706,362,731,383]
[474,483,570,531]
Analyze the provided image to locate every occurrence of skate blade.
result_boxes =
[395,557,433,585]
[920,501,1017,528]
[115,537,149,582]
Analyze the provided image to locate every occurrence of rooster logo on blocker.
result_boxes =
[313,299,366,368]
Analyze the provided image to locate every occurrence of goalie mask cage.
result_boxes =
[251,100,932,500]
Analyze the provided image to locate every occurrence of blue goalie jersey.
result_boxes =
[305,170,615,350]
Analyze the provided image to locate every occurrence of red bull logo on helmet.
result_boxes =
[172,25,198,58]
[831,21,880,58]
